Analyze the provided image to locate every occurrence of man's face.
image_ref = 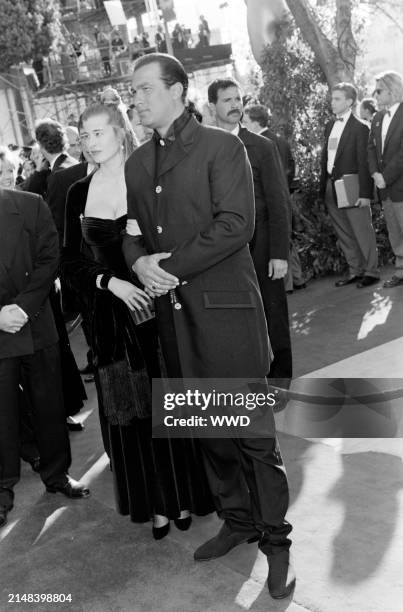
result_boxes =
[213,86,243,126]
[30,143,45,169]
[331,90,352,116]
[131,62,178,129]
[374,80,393,109]
[242,113,262,134]
[0,159,16,188]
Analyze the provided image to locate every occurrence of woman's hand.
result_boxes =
[107,277,151,311]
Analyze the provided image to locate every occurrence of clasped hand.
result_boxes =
[133,253,179,297]
[0,304,28,334]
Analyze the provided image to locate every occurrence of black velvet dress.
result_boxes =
[61,175,213,522]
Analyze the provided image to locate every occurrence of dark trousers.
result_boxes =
[200,436,292,555]
[0,344,71,510]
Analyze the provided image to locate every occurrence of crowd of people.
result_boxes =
[1,53,403,603]
[28,16,211,90]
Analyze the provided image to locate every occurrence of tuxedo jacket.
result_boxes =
[260,127,295,188]
[319,114,373,199]
[0,188,59,358]
[122,115,272,382]
[368,104,403,201]
[238,126,291,261]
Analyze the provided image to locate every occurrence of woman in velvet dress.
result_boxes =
[61,103,213,537]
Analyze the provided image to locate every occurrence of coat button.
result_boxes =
[174,302,182,310]
[155,185,162,194]
[156,225,162,234]
[25,272,29,276]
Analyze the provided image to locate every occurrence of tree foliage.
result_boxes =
[0,0,61,73]
[259,20,393,277]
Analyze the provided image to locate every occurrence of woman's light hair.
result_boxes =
[375,71,403,103]
[78,103,138,160]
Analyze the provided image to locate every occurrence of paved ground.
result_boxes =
[1,269,402,612]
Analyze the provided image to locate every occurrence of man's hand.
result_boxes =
[268,259,288,280]
[373,172,386,189]
[0,305,28,334]
[356,198,371,208]
[133,253,179,295]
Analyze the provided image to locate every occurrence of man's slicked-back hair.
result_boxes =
[244,104,269,128]
[132,52,188,102]
[332,82,358,104]
[375,70,403,103]
[35,118,68,154]
[207,78,242,104]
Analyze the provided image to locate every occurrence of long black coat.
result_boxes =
[0,188,58,359]
[123,116,271,380]
[368,104,403,202]
[319,114,373,199]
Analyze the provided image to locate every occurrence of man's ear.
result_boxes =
[171,82,184,101]
[208,102,217,118]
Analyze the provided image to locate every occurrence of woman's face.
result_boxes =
[0,158,16,188]
[80,113,123,165]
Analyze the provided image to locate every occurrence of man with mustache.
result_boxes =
[208,78,293,382]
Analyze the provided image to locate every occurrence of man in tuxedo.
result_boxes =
[319,82,379,288]
[368,71,403,288]
[35,119,79,239]
[123,53,295,599]
[208,80,292,381]
[0,188,89,529]
[243,103,295,189]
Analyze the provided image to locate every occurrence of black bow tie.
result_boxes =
[335,117,344,122]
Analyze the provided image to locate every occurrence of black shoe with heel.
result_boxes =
[152,522,170,540]
[174,515,192,531]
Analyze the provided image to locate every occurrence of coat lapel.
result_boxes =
[139,140,156,178]
[0,189,24,282]
[383,103,403,154]
[334,114,353,165]
[157,117,198,179]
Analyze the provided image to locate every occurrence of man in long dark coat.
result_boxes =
[0,187,89,529]
[122,53,295,600]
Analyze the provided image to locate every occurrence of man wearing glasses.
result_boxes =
[368,71,403,288]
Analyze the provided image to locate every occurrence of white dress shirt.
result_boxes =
[381,102,399,152]
[231,124,240,136]
[327,109,352,175]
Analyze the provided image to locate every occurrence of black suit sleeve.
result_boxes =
[14,197,59,319]
[368,113,381,177]
[260,140,291,260]
[319,123,331,199]
[60,184,110,303]
[356,122,373,199]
